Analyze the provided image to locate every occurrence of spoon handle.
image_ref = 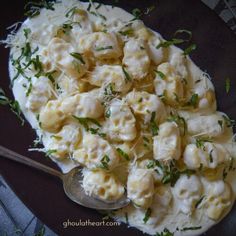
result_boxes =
[0,145,63,179]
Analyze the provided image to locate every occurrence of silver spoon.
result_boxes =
[0,145,130,210]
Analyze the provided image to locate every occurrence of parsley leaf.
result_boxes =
[70,52,85,64]
[143,208,152,224]
[150,112,159,136]
[100,155,110,170]
[122,66,132,82]
[116,148,130,161]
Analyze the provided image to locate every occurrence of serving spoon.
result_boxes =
[0,145,130,210]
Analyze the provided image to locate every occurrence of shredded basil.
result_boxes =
[156,38,185,49]
[156,228,174,236]
[95,46,113,51]
[0,87,25,125]
[122,66,132,82]
[167,112,187,135]
[143,208,152,224]
[24,0,55,18]
[183,43,197,56]
[154,70,166,79]
[72,115,101,130]
[116,148,130,161]
[180,226,202,231]
[100,155,110,170]
[70,52,85,64]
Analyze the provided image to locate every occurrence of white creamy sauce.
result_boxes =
[7,0,236,235]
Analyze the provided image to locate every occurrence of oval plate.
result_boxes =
[0,0,236,235]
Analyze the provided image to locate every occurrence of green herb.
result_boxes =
[45,70,57,84]
[70,52,85,64]
[65,6,78,18]
[100,155,110,170]
[122,66,132,82]
[0,88,24,125]
[23,28,31,39]
[95,3,102,9]
[72,115,101,130]
[156,38,185,49]
[180,226,202,231]
[185,93,199,108]
[154,70,166,79]
[160,160,195,187]
[131,8,142,20]
[125,212,129,224]
[45,149,57,157]
[105,108,111,118]
[156,228,174,236]
[225,78,230,93]
[222,115,235,128]
[118,29,134,36]
[116,148,130,161]
[89,128,106,138]
[195,137,213,150]
[174,29,192,41]
[95,45,113,51]
[195,195,205,208]
[167,112,187,135]
[150,112,159,136]
[89,11,107,21]
[87,3,92,11]
[26,80,32,97]
[24,0,55,18]
[183,43,197,56]
[146,160,162,169]
[143,208,152,224]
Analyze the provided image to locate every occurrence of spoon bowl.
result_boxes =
[0,145,130,210]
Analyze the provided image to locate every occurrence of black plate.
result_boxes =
[0,0,236,235]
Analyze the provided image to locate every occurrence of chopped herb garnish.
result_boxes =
[156,228,174,236]
[154,70,166,79]
[23,28,31,39]
[95,3,102,9]
[180,226,202,231]
[143,208,152,224]
[45,149,57,157]
[70,52,85,64]
[72,115,101,130]
[24,0,55,18]
[131,8,142,20]
[65,6,78,18]
[89,128,106,138]
[183,43,197,56]
[105,108,111,118]
[26,80,33,97]
[95,45,113,51]
[225,78,230,93]
[195,137,213,150]
[150,112,159,136]
[185,93,199,108]
[100,155,110,170]
[118,29,134,36]
[87,3,92,11]
[0,87,24,125]
[122,66,132,82]
[89,11,107,21]
[167,112,187,136]
[195,195,205,208]
[222,115,235,128]
[156,38,185,49]
[116,148,130,161]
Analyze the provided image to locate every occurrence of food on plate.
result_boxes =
[2,0,236,235]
